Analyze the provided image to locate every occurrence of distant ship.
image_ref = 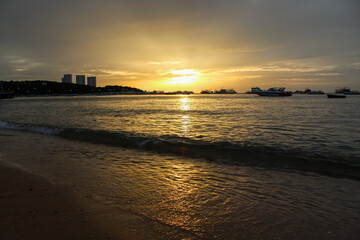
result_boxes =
[0,91,15,99]
[335,87,360,95]
[200,90,214,94]
[214,89,237,94]
[246,87,262,94]
[303,88,324,94]
[293,88,324,94]
[256,87,292,97]
[326,87,351,98]
[327,93,346,98]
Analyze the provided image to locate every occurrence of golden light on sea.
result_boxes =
[179,96,191,137]
[180,96,190,111]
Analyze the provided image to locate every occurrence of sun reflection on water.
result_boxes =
[181,115,190,137]
[179,96,191,137]
[180,96,190,111]
[160,160,203,229]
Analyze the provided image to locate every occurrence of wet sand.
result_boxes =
[0,164,184,240]
[1,130,360,239]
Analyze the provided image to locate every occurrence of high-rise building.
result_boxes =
[76,75,86,85]
[62,74,72,83]
[87,76,96,87]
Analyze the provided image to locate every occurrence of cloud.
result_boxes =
[0,0,359,91]
[212,63,337,75]
[5,55,43,71]
[148,61,181,65]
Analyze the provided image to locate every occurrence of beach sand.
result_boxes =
[1,129,359,239]
[0,164,182,240]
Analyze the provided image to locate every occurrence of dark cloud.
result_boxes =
[0,0,359,91]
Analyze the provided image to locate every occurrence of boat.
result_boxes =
[214,89,237,94]
[327,93,346,98]
[256,87,292,97]
[335,87,360,95]
[246,87,262,94]
[0,91,15,99]
[304,88,324,94]
[200,90,213,94]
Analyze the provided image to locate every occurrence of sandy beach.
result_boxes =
[0,163,187,240]
[0,164,126,239]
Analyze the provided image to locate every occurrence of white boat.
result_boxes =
[335,87,360,95]
[246,87,262,94]
[304,88,324,94]
[327,93,346,98]
[256,87,292,97]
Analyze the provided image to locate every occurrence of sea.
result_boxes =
[0,94,359,239]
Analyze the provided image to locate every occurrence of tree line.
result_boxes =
[0,80,144,96]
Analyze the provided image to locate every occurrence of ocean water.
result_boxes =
[1,94,360,239]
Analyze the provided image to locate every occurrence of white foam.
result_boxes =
[138,139,161,148]
[0,121,62,135]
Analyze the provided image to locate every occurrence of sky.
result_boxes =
[0,0,359,92]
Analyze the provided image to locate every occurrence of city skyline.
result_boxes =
[0,0,359,92]
[61,73,96,87]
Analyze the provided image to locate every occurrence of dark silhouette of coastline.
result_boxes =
[0,80,144,96]
[0,80,195,97]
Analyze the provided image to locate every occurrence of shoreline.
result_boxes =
[1,116,360,239]
[0,163,188,240]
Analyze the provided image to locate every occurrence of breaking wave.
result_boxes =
[1,120,359,179]
[0,121,63,135]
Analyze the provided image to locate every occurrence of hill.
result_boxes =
[0,80,144,96]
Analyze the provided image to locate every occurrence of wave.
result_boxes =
[0,121,63,135]
[1,121,359,179]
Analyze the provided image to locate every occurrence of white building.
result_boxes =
[76,75,86,85]
[87,76,96,87]
[62,74,72,83]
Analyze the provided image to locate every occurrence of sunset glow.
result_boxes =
[1,2,360,240]
[0,1,359,92]
[168,69,201,85]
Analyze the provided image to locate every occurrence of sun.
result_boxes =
[168,69,201,85]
